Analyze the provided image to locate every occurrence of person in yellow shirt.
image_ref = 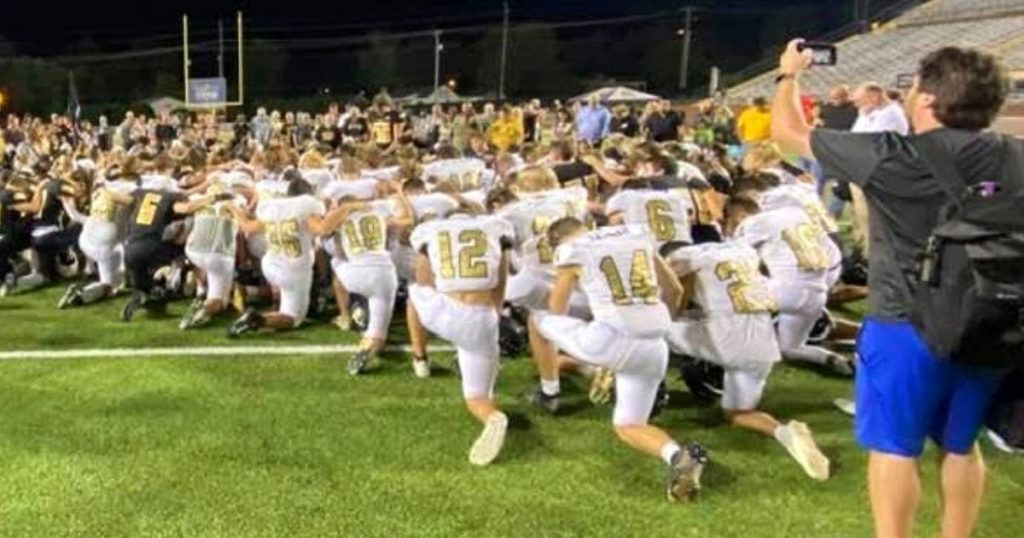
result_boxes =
[486,105,523,152]
[736,96,772,149]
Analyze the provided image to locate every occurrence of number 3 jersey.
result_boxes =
[554,225,670,338]
[605,189,694,248]
[668,242,777,316]
[733,207,840,285]
[255,195,326,267]
[410,214,514,294]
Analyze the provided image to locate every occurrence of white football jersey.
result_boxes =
[255,195,326,266]
[409,193,460,223]
[300,168,335,193]
[669,242,777,315]
[140,174,179,193]
[335,200,393,265]
[734,207,838,282]
[422,158,492,191]
[255,179,290,202]
[319,179,379,202]
[605,189,694,247]
[362,166,400,182]
[498,186,588,276]
[554,225,670,337]
[410,214,513,294]
[90,180,136,223]
[758,183,838,235]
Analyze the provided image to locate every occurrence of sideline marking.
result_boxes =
[0,345,453,361]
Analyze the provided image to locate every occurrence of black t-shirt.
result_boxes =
[523,112,539,142]
[155,123,177,144]
[341,117,369,141]
[126,189,184,243]
[610,115,640,138]
[810,127,999,320]
[645,113,681,143]
[819,103,858,131]
[36,180,65,227]
[553,161,595,186]
[315,125,341,150]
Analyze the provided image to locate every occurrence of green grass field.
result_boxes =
[0,286,1020,538]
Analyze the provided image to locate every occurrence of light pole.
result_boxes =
[434,30,443,93]
[499,1,510,101]
[678,7,693,91]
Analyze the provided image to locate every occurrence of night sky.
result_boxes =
[0,0,901,56]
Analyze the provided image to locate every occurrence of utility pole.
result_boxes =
[433,29,443,92]
[217,18,225,78]
[499,1,510,101]
[678,6,693,91]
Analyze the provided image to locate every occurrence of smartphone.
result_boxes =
[798,42,837,66]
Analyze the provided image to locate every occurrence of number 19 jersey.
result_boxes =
[410,214,514,294]
[336,200,392,266]
[554,225,670,338]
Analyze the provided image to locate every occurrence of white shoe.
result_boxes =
[833,398,856,416]
[468,412,508,466]
[778,421,830,481]
[412,357,431,379]
[987,429,1019,454]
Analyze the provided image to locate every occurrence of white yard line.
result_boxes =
[0,344,453,361]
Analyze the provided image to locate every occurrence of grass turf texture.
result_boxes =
[0,286,1021,538]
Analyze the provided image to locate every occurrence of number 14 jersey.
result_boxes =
[554,225,670,338]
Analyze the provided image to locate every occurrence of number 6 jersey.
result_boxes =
[554,225,670,338]
[410,214,514,294]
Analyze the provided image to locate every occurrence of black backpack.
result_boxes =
[910,133,1024,369]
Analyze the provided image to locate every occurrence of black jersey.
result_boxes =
[126,189,184,243]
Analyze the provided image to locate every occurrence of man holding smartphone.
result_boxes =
[770,39,1010,538]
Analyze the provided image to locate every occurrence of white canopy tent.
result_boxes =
[572,86,661,103]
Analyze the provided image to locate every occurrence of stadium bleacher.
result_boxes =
[729,0,1024,101]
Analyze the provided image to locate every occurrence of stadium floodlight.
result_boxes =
[182,11,245,109]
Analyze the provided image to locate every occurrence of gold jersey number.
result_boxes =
[645,199,676,242]
[91,190,117,222]
[372,121,392,146]
[438,229,489,279]
[599,250,659,305]
[266,219,303,259]
[782,223,830,272]
[714,260,777,313]
[342,215,386,255]
[135,193,163,226]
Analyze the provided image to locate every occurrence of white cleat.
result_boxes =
[412,357,431,379]
[468,412,508,466]
[832,398,856,416]
[778,421,830,481]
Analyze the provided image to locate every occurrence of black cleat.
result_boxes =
[650,381,670,418]
[227,308,264,338]
[120,291,144,322]
[666,443,709,504]
[347,349,372,376]
[524,385,561,415]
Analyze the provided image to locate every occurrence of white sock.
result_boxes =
[773,423,790,444]
[661,442,682,465]
[80,283,108,303]
[541,378,560,397]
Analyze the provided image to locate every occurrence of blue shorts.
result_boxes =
[855,318,1005,457]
